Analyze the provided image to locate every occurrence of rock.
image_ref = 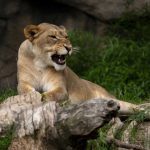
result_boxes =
[0,0,20,18]
[0,73,17,89]
[54,0,150,20]
[0,47,17,89]
[0,19,7,37]
[0,60,4,69]
[0,46,17,89]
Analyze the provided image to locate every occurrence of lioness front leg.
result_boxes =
[42,87,68,103]
[17,82,35,94]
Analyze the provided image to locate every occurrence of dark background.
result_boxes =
[0,0,149,89]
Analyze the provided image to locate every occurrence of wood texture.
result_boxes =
[0,92,119,150]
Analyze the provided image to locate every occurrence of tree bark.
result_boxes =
[0,91,119,150]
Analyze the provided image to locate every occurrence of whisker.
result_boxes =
[73,46,80,51]
[72,46,80,54]
[72,50,80,53]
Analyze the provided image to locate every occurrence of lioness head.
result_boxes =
[24,23,72,71]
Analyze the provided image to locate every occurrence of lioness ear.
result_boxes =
[24,25,40,41]
[59,25,66,31]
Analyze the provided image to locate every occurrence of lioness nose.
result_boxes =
[64,44,72,52]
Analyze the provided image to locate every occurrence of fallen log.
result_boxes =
[118,103,150,150]
[0,91,120,150]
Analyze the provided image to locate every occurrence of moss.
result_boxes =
[0,127,14,150]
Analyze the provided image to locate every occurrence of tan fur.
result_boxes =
[17,23,137,115]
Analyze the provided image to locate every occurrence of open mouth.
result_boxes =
[51,54,67,65]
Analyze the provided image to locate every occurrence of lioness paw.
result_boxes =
[41,93,54,102]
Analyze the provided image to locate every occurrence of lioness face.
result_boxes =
[24,23,72,71]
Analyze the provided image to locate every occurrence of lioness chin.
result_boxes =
[17,23,137,115]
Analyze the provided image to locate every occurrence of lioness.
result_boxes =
[17,23,137,114]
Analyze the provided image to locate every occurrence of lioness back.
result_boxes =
[64,67,115,103]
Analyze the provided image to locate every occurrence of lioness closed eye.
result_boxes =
[17,23,137,115]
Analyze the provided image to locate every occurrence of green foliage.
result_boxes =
[87,125,115,150]
[128,110,147,122]
[0,89,17,103]
[68,13,150,150]
[0,89,16,150]
[130,125,138,143]
[0,128,13,150]
[109,12,150,42]
[68,14,150,104]
[86,37,149,103]
[68,31,104,75]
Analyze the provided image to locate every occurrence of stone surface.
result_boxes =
[55,0,150,20]
[0,0,20,18]
[0,19,7,36]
